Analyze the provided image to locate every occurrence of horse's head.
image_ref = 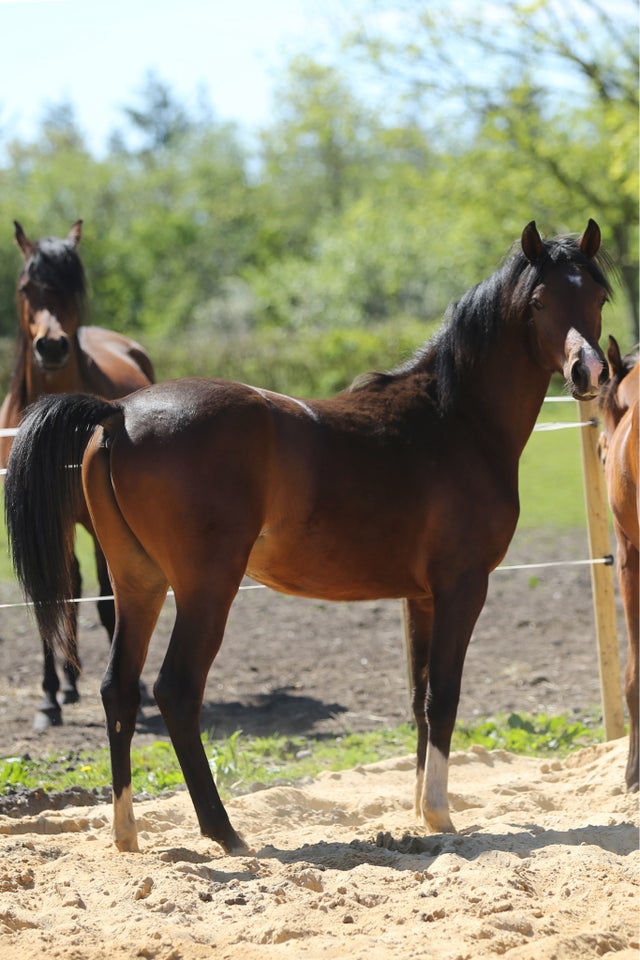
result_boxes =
[14,220,85,372]
[598,335,639,461]
[521,219,609,401]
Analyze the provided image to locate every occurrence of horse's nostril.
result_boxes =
[34,336,70,366]
[571,359,589,395]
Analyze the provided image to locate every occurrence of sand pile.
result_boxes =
[0,737,637,959]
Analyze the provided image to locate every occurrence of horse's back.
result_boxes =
[78,326,154,397]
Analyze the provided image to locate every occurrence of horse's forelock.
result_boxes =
[24,236,86,303]
[538,234,613,295]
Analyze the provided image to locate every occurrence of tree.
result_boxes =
[257,56,386,258]
[115,70,194,157]
[348,0,639,343]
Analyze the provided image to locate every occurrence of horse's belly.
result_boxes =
[245,530,421,602]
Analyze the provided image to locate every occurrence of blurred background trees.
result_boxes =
[0,0,636,394]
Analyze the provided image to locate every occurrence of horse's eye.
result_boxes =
[531,297,544,312]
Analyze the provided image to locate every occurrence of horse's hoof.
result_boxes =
[424,810,457,835]
[114,837,140,853]
[61,688,80,705]
[33,707,63,731]
[224,834,254,857]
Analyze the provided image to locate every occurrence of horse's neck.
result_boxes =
[456,327,551,462]
[24,346,84,404]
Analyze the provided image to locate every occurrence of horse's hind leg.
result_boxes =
[616,532,639,792]
[94,538,153,708]
[102,580,167,851]
[93,539,116,639]
[154,575,249,855]
[404,598,433,818]
[83,430,168,852]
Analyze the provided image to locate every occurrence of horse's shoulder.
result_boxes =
[76,326,154,392]
[78,325,143,353]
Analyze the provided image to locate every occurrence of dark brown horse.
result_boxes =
[0,220,155,728]
[5,220,610,853]
[599,335,639,792]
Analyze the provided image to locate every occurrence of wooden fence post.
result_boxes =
[577,398,625,740]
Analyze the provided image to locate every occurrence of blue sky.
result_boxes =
[0,0,340,153]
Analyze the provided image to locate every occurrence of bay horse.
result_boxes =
[5,220,610,854]
[599,335,639,792]
[0,220,155,729]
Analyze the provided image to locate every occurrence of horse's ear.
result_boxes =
[606,335,623,377]
[579,219,601,258]
[521,221,544,263]
[67,220,83,248]
[14,220,34,260]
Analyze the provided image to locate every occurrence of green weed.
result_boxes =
[0,712,605,801]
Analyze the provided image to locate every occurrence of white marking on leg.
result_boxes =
[423,744,456,833]
[415,765,425,819]
[112,785,139,852]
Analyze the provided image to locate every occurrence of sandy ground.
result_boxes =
[0,738,637,960]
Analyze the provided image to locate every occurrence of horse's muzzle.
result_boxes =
[568,357,608,400]
[565,337,607,401]
[34,334,71,370]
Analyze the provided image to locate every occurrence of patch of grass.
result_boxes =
[0,712,605,801]
[518,397,588,529]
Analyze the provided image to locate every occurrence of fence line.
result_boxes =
[0,554,616,612]
[0,394,624,737]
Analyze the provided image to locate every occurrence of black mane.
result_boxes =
[21,236,86,306]
[352,233,612,413]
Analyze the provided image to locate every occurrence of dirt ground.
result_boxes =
[0,739,636,959]
[0,525,637,960]
[0,526,630,759]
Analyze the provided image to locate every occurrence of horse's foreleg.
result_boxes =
[60,554,82,705]
[419,573,488,834]
[35,638,62,730]
[616,532,639,792]
[404,598,433,818]
[154,585,249,856]
[35,555,81,728]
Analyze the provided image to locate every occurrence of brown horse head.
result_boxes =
[14,219,85,372]
[521,218,609,400]
[598,335,639,458]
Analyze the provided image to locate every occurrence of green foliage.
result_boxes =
[146,317,435,396]
[518,397,587,529]
[453,711,603,756]
[0,2,636,346]
[0,712,604,800]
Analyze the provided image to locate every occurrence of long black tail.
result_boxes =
[4,393,121,653]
